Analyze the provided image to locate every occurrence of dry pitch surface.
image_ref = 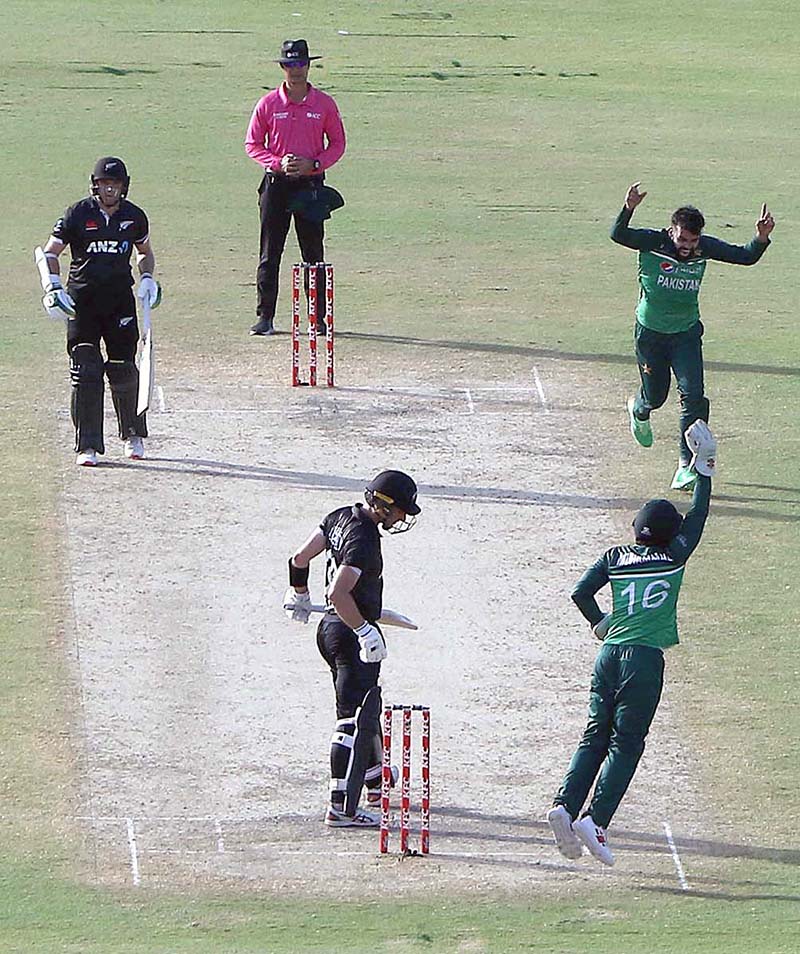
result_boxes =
[55,336,715,896]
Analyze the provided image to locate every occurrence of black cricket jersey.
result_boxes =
[51,197,149,291]
[320,504,383,622]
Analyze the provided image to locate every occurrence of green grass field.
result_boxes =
[2,1,799,950]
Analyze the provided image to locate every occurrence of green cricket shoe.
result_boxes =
[671,464,697,492]
[627,397,653,448]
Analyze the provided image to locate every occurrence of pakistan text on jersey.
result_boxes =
[656,275,702,291]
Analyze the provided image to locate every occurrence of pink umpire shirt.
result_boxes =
[245,82,346,173]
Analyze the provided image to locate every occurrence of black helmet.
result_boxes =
[632,498,682,546]
[90,156,130,197]
[366,470,421,515]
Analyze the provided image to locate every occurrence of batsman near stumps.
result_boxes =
[547,421,717,867]
[612,182,773,492]
[282,471,421,829]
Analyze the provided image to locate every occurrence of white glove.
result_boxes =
[684,420,717,477]
[137,274,162,309]
[592,614,611,641]
[283,587,312,624]
[41,280,75,321]
[354,621,388,663]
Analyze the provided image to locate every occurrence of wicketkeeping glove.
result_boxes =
[40,275,75,322]
[592,614,611,641]
[684,420,717,477]
[137,274,162,309]
[354,621,388,663]
[283,587,312,624]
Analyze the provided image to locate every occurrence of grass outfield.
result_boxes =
[2,0,799,950]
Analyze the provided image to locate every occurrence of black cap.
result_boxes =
[366,471,421,516]
[92,156,128,181]
[632,499,682,546]
[277,39,322,64]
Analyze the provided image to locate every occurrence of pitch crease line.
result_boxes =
[463,389,476,414]
[126,818,141,887]
[532,367,549,411]
[663,820,690,891]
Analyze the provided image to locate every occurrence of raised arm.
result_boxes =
[610,182,662,251]
[702,203,775,265]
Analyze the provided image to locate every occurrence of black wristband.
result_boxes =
[289,558,309,588]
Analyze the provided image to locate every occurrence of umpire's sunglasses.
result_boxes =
[281,59,309,68]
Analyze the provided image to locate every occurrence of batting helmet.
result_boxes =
[90,156,130,198]
[365,470,420,534]
[632,498,682,547]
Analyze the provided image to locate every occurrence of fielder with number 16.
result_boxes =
[547,421,717,866]
[283,471,421,829]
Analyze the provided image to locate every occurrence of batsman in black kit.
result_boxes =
[283,471,421,828]
[37,157,162,466]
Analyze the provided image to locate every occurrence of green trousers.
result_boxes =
[555,643,664,829]
[632,321,710,466]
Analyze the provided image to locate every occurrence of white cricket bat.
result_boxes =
[309,605,418,630]
[34,246,53,288]
[136,296,155,416]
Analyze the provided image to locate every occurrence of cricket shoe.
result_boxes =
[572,816,615,866]
[324,805,380,828]
[546,805,583,860]
[627,397,653,448]
[123,436,145,460]
[366,766,399,807]
[670,463,697,492]
[76,448,98,467]
[249,317,276,336]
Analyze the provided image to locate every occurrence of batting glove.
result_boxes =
[41,277,75,321]
[283,587,312,624]
[137,274,162,309]
[354,621,387,663]
[684,420,717,477]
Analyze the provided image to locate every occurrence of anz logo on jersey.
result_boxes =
[86,240,131,254]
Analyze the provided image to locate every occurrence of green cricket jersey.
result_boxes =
[571,477,711,650]
[611,207,769,333]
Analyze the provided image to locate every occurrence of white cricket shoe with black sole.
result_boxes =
[324,805,380,828]
[123,436,145,460]
[76,449,98,467]
[573,815,615,866]
[546,805,583,860]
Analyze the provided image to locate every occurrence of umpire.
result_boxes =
[283,471,421,828]
[245,39,346,336]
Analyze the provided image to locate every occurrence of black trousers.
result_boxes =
[66,284,145,451]
[66,284,139,360]
[316,616,380,721]
[256,173,325,321]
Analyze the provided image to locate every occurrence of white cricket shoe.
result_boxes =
[324,805,380,828]
[123,436,145,460]
[546,805,583,860]
[76,448,98,467]
[573,815,615,866]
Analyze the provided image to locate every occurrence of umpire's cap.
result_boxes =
[277,39,322,64]
[366,470,421,516]
[633,498,682,546]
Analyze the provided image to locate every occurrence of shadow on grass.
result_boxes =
[338,331,800,379]
[111,458,800,523]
